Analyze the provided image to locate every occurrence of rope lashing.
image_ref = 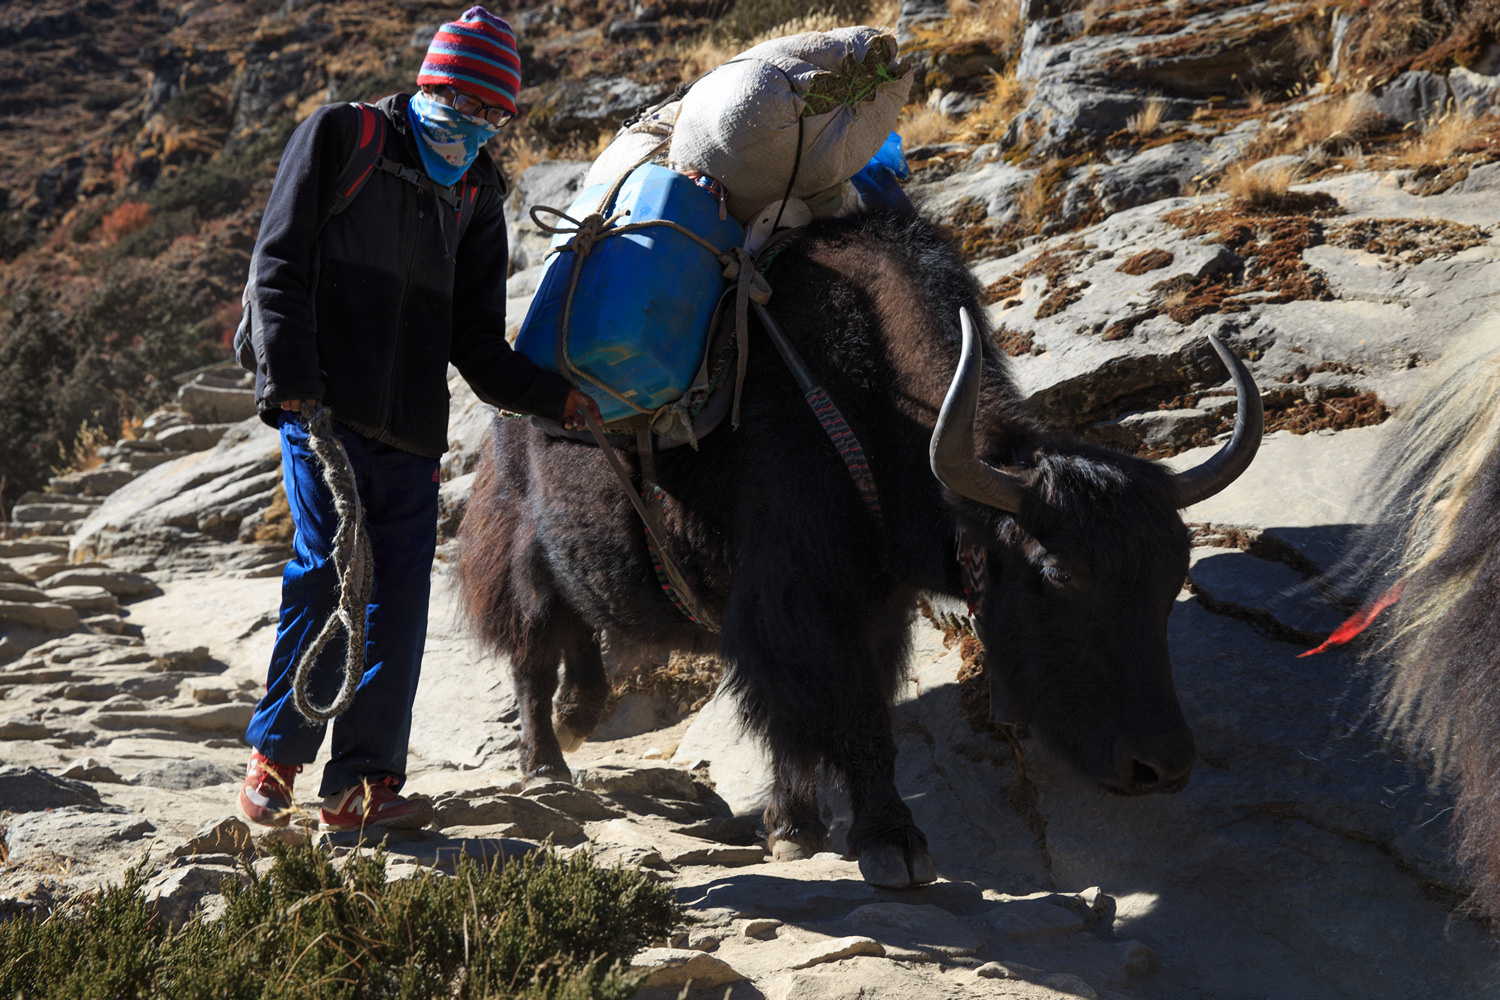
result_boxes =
[289,402,373,723]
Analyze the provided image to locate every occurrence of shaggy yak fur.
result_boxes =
[459,211,1214,887]
[1336,313,1500,927]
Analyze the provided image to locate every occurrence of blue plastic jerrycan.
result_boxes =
[515,164,745,425]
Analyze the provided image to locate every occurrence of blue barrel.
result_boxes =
[515,164,745,425]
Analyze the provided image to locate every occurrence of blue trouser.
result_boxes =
[245,412,440,797]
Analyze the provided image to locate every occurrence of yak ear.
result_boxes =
[930,309,1027,514]
[1170,335,1264,508]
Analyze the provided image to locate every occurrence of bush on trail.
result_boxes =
[0,842,681,1000]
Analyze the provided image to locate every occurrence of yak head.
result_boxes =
[930,312,1263,795]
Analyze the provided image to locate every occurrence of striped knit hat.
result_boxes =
[417,6,521,115]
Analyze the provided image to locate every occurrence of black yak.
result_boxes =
[458,211,1262,887]
[1322,314,1500,925]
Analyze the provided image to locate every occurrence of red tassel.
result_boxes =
[1299,579,1406,658]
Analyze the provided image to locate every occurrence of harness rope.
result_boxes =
[289,403,373,723]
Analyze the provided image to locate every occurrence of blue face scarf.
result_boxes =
[408,91,502,187]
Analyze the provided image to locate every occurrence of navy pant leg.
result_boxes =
[244,412,439,798]
[319,435,439,796]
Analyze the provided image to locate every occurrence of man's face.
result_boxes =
[421,83,513,128]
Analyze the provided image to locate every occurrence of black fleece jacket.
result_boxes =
[246,93,571,456]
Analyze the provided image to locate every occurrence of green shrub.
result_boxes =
[0,843,681,1000]
[0,266,221,496]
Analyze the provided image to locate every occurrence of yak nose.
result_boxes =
[1119,731,1196,794]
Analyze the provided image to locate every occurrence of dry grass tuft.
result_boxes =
[1126,94,1169,137]
[1400,101,1482,167]
[898,104,954,147]
[1222,160,1297,209]
[941,0,1024,45]
[1292,90,1377,156]
[951,69,1031,144]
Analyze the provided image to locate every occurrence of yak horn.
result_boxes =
[1170,335,1264,508]
[930,309,1027,514]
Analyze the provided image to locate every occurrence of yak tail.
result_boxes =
[1345,312,1500,921]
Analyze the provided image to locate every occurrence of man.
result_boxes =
[236,5,599,831]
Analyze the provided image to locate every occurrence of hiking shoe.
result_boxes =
[319,776,434,832]
[238,751,302,827]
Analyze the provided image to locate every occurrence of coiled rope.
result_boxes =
[289,402,373,723]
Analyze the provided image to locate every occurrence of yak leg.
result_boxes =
[839,603,935,886]
[764,752,830,861]
[829,724,936,887]
[511,607,597,784]
[723,566,933,887]
[553,628,609,753]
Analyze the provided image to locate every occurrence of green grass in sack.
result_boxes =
[800,37,906,118]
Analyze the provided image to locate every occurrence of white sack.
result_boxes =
[667,26,912,223]
[582,100,681,194]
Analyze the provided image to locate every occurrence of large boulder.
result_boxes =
[71,418,282,568]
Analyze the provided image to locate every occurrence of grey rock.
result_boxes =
[128,450,191,472]
[132,759,243,791]
[37,568,157,597]
[527,76,666,143]
[986,895,1088,941]
[12,502,95,522]
[831,902,983,960]
[1371,70,1453,128]
[590,690,679,742]
[92,702,253,733]
[42,585,119,615]
[0,539,69,558]
[1188,546,1347,639]
[519,781,624,821]
[630,948,744,989]
[59,758,126,783]
[673,688,773,817]
[573,763,700,801]
[145,861,246,931]
[897,0,949,43]
[432,792,586,845]
[507,160,590,271]
[0,765,103,810]
[52,466,137,496]
[154,424,233,453]
[0,600,79,632]
[790,935,885,969]
[173,815,254,856]
[1449,67,1500,114]
[4,807,153,860]
[71,419,281,565]
[0,582,46,602]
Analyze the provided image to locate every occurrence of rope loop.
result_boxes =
[289,402,373,723]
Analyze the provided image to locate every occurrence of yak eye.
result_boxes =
[1043,564,1072,586]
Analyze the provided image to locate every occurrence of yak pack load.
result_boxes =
[515,26,913,443]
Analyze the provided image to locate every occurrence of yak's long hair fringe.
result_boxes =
[1346,312,1500,923]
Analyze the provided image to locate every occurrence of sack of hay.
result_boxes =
[667,26,912,224]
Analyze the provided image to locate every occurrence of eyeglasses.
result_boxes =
[424,84,514,128]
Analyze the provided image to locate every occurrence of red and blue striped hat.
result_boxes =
[417,6,521,115]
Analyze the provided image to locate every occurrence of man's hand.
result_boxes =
[279,399,319,413]
[562,389,603,432]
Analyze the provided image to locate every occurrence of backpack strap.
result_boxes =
[325,103,387,223]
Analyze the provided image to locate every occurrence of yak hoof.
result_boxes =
[858,844,915,888]
[769,837,820,862]
[857,844,937,888]
[554,717,587,753]
[524,761,574,787]
[907,846,937,885]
